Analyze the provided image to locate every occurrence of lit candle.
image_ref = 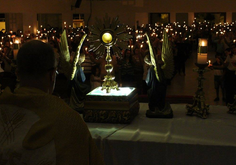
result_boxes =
[13,38,21,60]
[197,38,208,64]
[64,22,67,28]
[140,44,143,49]
[199,39,208,53]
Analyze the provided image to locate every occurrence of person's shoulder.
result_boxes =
[45,95,87,129]
[46,95,76,113]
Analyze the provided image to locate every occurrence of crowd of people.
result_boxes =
[209,45,236,105]
[0,20,236,103]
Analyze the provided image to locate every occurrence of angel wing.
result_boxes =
[59,30,87,80]
[59,30,71,80]
[145,33,159,82]
[70,34,87,80]
[161,30,174,79]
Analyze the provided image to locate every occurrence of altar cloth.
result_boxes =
[87,103,236,165]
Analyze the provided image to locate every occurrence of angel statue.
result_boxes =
[144,30,174,118]
[58,30,90,113]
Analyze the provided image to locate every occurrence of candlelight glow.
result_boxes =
[14,40,20,44]
[199,39,208,47]
[202,41,205,46]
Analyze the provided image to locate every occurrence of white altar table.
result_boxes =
[86,103,236,165]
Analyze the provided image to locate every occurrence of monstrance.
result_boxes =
[88,15,132,93]
[83,15,139,124]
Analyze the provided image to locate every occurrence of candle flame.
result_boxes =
[202,41,205,46]
[15,40,20,44]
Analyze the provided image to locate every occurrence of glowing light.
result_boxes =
[102,32,112,44]
[14,39,20,44]
[199,39,208,47]
[88,87,135,96]
[202,41,205,46]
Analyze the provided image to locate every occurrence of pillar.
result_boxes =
[23,12,37,34]
[226,12,232,23]
[188,12,195,26]
[62,13,73,29]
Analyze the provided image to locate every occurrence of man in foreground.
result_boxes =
[0,40,104,164]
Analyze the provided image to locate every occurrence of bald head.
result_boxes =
[17,40,56,79]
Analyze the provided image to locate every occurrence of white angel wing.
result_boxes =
[161,30,174,79]
[59,30,87,80]
[145,33,159,82]
[70,34,87,80]
[59,30,73,80]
